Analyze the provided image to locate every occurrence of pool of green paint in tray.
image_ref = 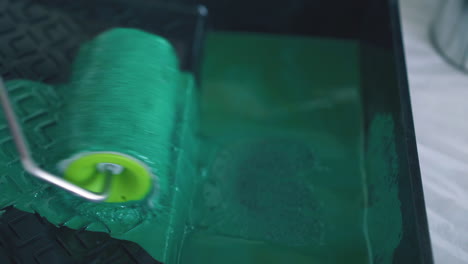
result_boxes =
[180,33,402,263]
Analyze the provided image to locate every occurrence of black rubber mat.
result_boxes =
[0,207,162,264]
[0,0,206,83]
[0,0,206,263]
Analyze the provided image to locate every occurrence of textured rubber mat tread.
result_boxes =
[0,207,162,264]
[0,0,205,83]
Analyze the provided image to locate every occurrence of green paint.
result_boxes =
[0,30,402,263]
[181,32,368,264]
[180,33,402,264]
[364,114,402,263]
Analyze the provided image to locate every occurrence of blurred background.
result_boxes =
[400,0,468,263]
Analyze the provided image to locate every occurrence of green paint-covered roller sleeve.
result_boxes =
[0,28,198,262]
[53,28,181,203]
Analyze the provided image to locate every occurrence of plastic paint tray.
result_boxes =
[0,0,432,264]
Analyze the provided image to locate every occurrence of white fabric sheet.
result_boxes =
[400,0,468,263]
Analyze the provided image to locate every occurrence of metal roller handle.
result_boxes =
[0,77,110,202]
